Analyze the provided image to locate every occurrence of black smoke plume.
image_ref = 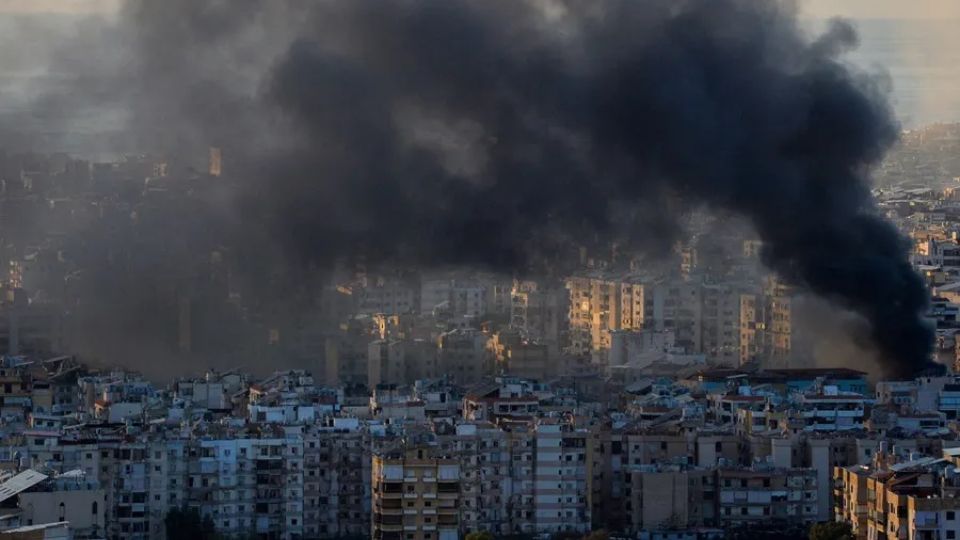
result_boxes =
[14,0,937,377]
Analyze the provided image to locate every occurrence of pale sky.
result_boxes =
[0,0,120,14]
[805,0,960,20]
[0,0,959,18]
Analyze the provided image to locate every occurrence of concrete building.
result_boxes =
[628,468,716,532]
[566,274,624,356]
[372,446,460,540]
[357,277,417,316]
[532,418,591,534]
[834,450,960,540]
[738,278,801,367]
[437,329,491,387]
[324,317,373,386]
[716,467,818,525]
[18,472,105,538]
[701,284,742,365]
[368,339,438,388]
[510,280,567,355]
[420,277,487,318]
[302,423,371,538]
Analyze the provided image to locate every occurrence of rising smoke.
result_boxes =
[10,0,937,378]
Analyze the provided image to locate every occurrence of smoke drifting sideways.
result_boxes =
[22,0,937,378]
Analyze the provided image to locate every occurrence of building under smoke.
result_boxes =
[1,0,940,378]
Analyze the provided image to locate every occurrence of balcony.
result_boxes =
[379,499,403,510]
[438,482,459,494]
[438,516,458,527]
[375,515,403,527]
[379,483,403,499]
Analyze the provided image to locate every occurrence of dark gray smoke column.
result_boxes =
[114,0,934,377]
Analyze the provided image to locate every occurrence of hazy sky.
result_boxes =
[0,0,958,18]
[0,0,119,14]
[805,0,960,19]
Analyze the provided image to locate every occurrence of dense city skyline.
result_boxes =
[1,1,960,540]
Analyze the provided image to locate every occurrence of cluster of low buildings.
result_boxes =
[0,353,959,540]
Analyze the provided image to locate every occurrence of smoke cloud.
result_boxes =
[9,0,937,378]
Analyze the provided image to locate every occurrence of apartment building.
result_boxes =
[701,284,742,365]
[716,467,818,525]
[642,282,703,355]
[420,276,488,318]
[834,465,871,539]
[324,317,375,386]
[369,340,407,389]
[627,467,716,531]
[567,274,703,357]
[510,280,567,354]
[439,423,511,535]
[532,418,591,534]
[567,275,624,356]
[437,329,491,387]
[372,446,460,540]
[835,451,960,540]
[357,278,418,316]
[738,278,801,368]
[794,387,867,432]
[369,338,438,388]
[739,291,766,365]
[302,421,371,538]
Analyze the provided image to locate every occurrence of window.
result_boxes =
[92,502,98,515]
[949,512,957,521]
[947,532,956,540]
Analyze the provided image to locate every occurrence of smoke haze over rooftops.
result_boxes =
[6,0,940,378]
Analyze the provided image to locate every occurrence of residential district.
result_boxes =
[0,127,959,540]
